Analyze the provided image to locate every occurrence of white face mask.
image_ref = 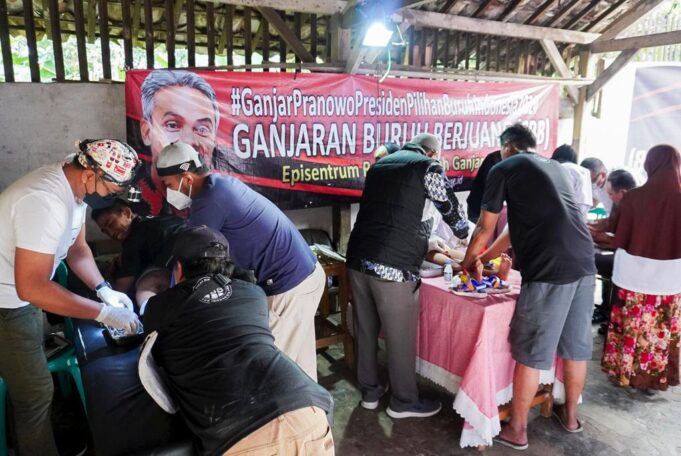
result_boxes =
[166,177,192,210]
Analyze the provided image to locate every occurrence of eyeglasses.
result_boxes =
[97,176,125,197]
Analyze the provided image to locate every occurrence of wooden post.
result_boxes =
[186,0,195,67]
[121,0,133,68]
[144,0,154,68]
[0,0,13,81]
[572,50,591,157]
[165,0,175,67]
[98,0,112,79]
[332,204,352,256]
[244,7,252,67]
[206,3,215,67]
[22,0,40,81]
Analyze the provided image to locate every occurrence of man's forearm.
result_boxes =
[479,229,511,264]
[461,224,493,270]
[20,279,102,319]
[67,244,105,290]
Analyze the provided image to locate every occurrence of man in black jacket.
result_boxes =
[346,133,468,419]
[142,226,334,455]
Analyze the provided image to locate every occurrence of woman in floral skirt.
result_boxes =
[601,145,681,391]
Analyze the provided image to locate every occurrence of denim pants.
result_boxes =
[0,305,58,456]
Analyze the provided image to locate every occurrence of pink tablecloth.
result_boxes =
[416,270,568,448]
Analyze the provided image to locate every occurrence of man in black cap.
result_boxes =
[141,226,334,456]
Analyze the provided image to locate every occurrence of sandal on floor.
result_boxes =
[493,435,528,451]
[552,408,583,433]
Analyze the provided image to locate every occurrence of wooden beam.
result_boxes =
[98,0,112,79]
[121,0,133,68]
[261,11,270,70]
[0,0,14,81]
[144,0,154,68]
[564,0,600,30]
[398,9,599,44]
[582,0,627,32]
[48,0,65,80]
[596,0,665,41]
[472,0,494,18]
[87,0,96,43]
[225,5,234,64]
[244,7,252,66]
[209,0,345,16]
[257,7,315,63]
[525,0,557,25]
[354,63,594,85]
[540,39,578,104]
[590,30,681,53]
[439,0,458,14]
[206,3,215,66]
[73,0,88,80]
[542,0,580,27]
[310,14,317,59]
[187,0,195,67]
[132,0,141,46]
[572,50,591,154]
[165,0,176,67]
[293,12,301,63]
[344,42,364,73]
[586,49,636,101]
[497,0,523,22]
[22,0,40,81]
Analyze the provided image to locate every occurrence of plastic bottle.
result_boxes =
[443,260,454,285]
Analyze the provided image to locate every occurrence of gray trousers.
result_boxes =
[0,305,58,456]
[349,269,420,408]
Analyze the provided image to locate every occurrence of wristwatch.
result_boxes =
[95,281,112,292]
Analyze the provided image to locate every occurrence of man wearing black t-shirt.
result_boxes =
[466,150,502,223]
[142,226,334,455]
[462,124,596,451]
[92,199,185,295]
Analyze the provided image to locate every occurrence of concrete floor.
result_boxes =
[47,325,681,455]
[318,329,681,456]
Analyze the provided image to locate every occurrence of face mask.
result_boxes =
[83,176,115,209]
[84,193,115,209]
[166,177,192,210]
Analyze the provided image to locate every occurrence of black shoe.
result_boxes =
[598,323,608,336]
[592,311,607,324]
[386,398,441,419]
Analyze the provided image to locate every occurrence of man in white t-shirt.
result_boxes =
[551,145,593,218]
[580,157,613,212]
[0,139,142,455]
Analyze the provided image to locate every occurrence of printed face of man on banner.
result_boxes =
[140,70,221,189]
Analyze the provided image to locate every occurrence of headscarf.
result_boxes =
[614,144,681,260]
[644,144,681,190]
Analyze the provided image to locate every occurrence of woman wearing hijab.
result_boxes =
[601,145,681,392]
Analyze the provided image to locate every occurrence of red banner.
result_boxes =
[125,69,559,214]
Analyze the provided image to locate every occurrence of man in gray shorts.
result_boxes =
[462,124,596,450]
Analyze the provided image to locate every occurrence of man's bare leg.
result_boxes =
[555,360,586,430]
[498,362,540,445]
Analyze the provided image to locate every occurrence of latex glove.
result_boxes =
[95,305,140,334]
[428,238,447,254]
[97,285,134,311]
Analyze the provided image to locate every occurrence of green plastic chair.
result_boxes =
[49,262,87,416]
[0,376,7,456]
[589,207,608,219]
